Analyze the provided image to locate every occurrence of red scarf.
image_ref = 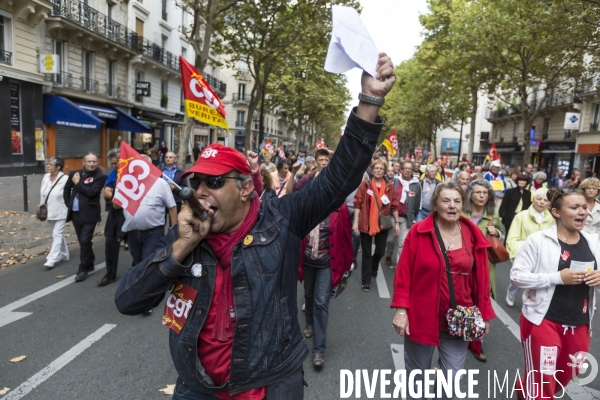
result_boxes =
[204,195,260,341]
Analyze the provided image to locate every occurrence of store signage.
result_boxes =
[564,112,581,130]
[541,141,576,151]
[40,54,59,74]
[135,81,151,96]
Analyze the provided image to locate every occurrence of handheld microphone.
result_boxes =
[179,187,208,221]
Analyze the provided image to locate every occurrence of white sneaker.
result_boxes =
[302,303,305,312]
[56,255,69,263]
[505,289,514,307]
[44,261,55,268]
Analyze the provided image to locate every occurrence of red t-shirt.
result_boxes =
[197,265,266,400]
[438,222,475,330]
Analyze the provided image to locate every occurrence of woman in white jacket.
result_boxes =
[39,157,69,268]
[511,188,600,399]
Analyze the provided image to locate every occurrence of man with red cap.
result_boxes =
[115,53,396,399]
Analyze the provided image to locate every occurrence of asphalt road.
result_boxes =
[1,240,599,400]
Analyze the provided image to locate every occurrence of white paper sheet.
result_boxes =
[324,5,379,78]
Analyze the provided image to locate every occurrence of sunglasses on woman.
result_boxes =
[188,176,243,190]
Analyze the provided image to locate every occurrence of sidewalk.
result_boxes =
[0,174,106,267]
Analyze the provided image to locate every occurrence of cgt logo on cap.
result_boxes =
[201,148,218,158]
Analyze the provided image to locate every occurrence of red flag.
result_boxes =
[113,142,163,215]
[486,143,500,162]
[277,145,286,160]
[261,139,275,157]
[382,130,398,156]
[180,56,228,129]
[315,139,328,150]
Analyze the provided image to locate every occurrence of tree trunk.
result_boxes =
[198,0,217,74]
[467,88,477,162]
[521,89,532,166]
[177,116,194,169]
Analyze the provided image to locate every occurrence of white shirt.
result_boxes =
[122,179,176,232]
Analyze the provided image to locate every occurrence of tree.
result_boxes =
[452,0,596,165]
[175,0,242,168]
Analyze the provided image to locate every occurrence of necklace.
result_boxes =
[439,222,460,250]
[558,233,580,245]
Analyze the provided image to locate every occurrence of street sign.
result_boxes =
[564,112,581,130]
[135,81,151,97]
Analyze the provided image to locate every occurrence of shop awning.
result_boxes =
[43,95,103,130]
[107,107,151,133]
[77,103,118,120]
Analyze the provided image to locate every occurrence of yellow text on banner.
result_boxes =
[185,100,229,130]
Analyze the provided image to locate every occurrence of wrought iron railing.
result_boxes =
[235,120,245,127]
[0,49,12,65]
[205,74,227,94]
[135,36,180,70]
[106,84,120,98]
[81,76,99,93]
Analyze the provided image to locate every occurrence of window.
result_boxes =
[161,80,168,108]
[238,83,246,101]
[162,0,168,21]
[82,51,93,92]
[236,111,246,127]
[161,34,168,49]
[53,40,65,85]
[108,60,116,97]
[181,47,187,59]
[543,118,551,140]
[0,12,14,65]
[592,104,600,131]
[106,3,115,39]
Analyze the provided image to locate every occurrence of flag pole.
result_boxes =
[162,173,182,190]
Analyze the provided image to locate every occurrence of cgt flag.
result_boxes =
[315,139,328,150]
[180,56,228,130]
[486,142,499,162]
[261,139,275,158]
[382,130,398,157]
[277,145,286,160]
[113,141,163,215]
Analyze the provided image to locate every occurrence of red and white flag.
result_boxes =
[113,141,163,215]
[315,139,328,150]
[277,145,286,160]
[261,139,275,158]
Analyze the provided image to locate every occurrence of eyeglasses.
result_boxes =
[189,176,243,190]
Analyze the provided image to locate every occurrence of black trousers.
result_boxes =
[71,212,96,272]
[104,234,120,279]
[360,230,388,285]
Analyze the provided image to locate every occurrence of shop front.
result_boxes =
[44,95,150,172]
[132,107,184,158]
[575,134,600,178]
[539,141,576,177]
[0,78,45,177]
[495,143,522,167]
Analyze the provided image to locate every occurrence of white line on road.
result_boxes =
[1,324,116,400]
[390,344,405,371]
[0,262,106,329]
[376,269,390,299]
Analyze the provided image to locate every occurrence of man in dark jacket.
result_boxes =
[63,152,107,282]
[385,160,422,265]
[162,151,188,214]
[115,53,395,399]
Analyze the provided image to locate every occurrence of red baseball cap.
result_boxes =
[181,143,251,179]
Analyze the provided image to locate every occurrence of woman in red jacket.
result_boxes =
[391,182,496,400]
[353,159,400,292]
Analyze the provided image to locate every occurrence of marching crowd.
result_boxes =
[34,53,600,399]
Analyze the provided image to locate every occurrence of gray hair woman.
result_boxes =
[40,156,69,268]
[527,171,548,193]
[461,179,503,363]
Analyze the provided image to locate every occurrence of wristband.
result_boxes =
[395,311,406,315]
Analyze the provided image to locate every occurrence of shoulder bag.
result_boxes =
[369,181,393,231]
[434,221,486,342]
[486,218,509,263]
[37,175,65,221]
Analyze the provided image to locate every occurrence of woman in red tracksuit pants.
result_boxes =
[510,188,600,399]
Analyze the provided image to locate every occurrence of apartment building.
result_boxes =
[221,61,295,152]
[486,84,600,176]
[0,0,53,176]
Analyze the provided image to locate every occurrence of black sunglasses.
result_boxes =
[188,176,243,190]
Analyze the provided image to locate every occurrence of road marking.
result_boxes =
[390,344,405,371]
[0,262,106,328]
[491,298,520,340]
[1,324,116,400]
[376,268,390,298]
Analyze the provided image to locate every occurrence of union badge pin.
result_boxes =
[243,235,253,246]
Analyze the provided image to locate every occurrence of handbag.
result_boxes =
[434,222,486,342]
[369,181,394,231]
[486,219,509,263]
[37,175,65,221]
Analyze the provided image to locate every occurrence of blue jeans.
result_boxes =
[416,209,431,222]
[127,226,164,267]
[303,265,332,356]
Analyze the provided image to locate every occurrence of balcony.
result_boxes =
[235,120,246,127]
[0,49,12,65]
[81,76,99,93]
[44,72,125,99]
[543,88,576,109]
[47,0,138,57]
[136,36,179,71]
[106,84,121,98]
[591,123,599,132]
[232,93,249,104]
[204,74,227,96]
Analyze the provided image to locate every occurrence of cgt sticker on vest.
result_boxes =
[540,346,558,375]
[162,280,198,334]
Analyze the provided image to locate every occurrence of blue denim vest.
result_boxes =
[115,109,384,395]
